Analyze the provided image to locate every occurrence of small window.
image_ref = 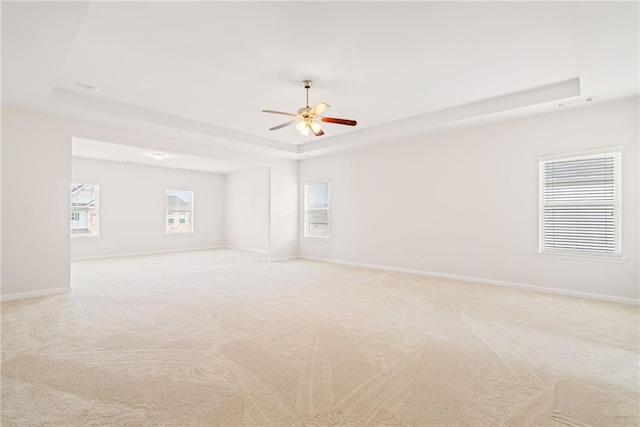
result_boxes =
[70,183,99,236]
[540,151,621,256]
[304,181,330,238]
[166,189,193,233]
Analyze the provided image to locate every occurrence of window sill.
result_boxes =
[304,235,330,240]
[536,251,627,263]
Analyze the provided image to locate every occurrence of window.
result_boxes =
[304,181,330,238]
[166,189,193,233]
[70,183,98,236]
[540,151,621,256]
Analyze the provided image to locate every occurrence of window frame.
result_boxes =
[304,180,331,239]
[538,148,622,258]
[165,189,194,234]
[70,182,99,238]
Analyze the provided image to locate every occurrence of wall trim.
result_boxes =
[298,256,639,306]
[71,246,224,261]
[1,287,70,302]
[224,246,269,255]
[270,255,299,262]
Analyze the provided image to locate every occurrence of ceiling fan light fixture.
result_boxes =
[262,79,357,139]
[310,121,323,135]
[298,122,310,136]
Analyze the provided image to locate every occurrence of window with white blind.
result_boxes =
[539,151,621,256]
[70,183,99,236]
[305,181,330,238]
[166,189,193,233]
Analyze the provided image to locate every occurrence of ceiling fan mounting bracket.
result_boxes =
[302,80,313,89]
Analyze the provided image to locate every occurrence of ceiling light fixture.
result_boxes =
[151,153,166,160]
[76,83,100,94]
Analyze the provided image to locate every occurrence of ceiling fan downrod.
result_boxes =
[303,80,312,108]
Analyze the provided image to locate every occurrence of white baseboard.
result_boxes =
[1,287,70,302]
[71,246,224,261]
[224,246,269,255]
[299,256,639,306]
[269,255,299,262]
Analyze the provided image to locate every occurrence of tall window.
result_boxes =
[304,181,330,238]
[70,183,98,236]
[166,189,193,233]
[540,151,621,256]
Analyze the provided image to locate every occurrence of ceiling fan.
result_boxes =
[262,80,357,137]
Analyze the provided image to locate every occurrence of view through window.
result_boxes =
[70,183,99,236]
[166,189,193,233]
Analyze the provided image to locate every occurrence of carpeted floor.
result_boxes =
[1,249,638,426]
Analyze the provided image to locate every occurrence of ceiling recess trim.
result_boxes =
[50,87,299,154]
[300,77,582,154]
[51,78,580,158]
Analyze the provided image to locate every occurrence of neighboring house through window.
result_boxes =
[166,189,193,233]
[540,151,621,256]
[70,183,99,236]
[304,181,330,238]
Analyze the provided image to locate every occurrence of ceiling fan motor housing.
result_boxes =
[298,107,312,118]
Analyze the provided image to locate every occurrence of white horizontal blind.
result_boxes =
[307,182,330,209]
[540,152,621,255]
[305,181,330,238]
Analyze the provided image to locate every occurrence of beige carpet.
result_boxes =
[1,249,638,426]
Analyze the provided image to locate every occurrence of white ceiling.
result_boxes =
[2,1,638,166]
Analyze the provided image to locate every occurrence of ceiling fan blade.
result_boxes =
[309,102,330,116]
[321,116,357,126]
[262,109,298,117]
[310,122,324,137]
[269,119,298,131]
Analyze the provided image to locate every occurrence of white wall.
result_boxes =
[1,106,299,299]
[224,167,269,252]
[269,159,299,260]
[299,98,639,302]
[2,108,72,298]
[71,158,224,260]
[0,110,3,294]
